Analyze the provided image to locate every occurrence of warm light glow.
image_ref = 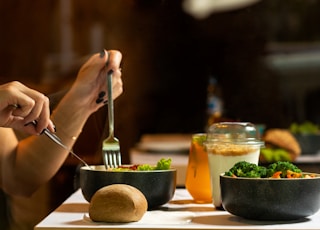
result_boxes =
[182,0,260,19]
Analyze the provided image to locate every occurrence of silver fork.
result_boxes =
[102,70,122,169]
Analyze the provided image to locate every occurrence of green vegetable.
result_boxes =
[193,134,207,146]
[225,161,267,178]
[225,161,302,178]
[260,148,291,163]
[290,121,319,135]
[155,158,172,170]
[137,164,154,171]
[266,161,301,178]
[137,158,172,171]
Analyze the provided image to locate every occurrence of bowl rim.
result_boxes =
[220,172,320,180]
[80,164,177,172]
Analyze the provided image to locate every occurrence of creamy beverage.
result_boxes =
[207,145,260,208]
[205,122,264,209]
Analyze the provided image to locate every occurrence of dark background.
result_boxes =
[2,0,320,229]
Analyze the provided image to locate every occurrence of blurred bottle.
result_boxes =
[206,76,223,129]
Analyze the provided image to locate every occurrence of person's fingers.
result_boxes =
[77,50,109,82]
[65,50,123,114]
[8,82,53,134]
[107,51,123,99]
[0,105,22,127]
[77,50,122,84]
[29,95,51,133]
[111,69,123,100]
[22,122,40,135]
[10,94,35,118]
[96,66,123,105]
[20,92,47,123]
[106,50,123,72]
[48,120,56,133]
[0,82,35,117]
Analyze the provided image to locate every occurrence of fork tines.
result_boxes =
[104,150,121,169]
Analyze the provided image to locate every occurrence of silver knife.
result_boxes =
[31,121,91,168]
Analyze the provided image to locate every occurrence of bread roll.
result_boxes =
[263,129,301,160]
[89,184,148,223]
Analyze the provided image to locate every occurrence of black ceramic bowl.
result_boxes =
[80,165,177,209]
[220,173,320,220]
[294,134,320,155]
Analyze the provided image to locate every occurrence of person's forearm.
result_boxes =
[6,94,94,196]
[51,96,91,149]
[2,50,122,196]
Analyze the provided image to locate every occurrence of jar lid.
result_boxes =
[206,122,264,146]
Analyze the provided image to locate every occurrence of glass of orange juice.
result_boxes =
[185,133,212,203]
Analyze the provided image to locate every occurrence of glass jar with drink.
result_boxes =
[205,122,264,209]
[185,133,212,203]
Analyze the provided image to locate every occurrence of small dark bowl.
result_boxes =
[294,134,320,155]
[220,173,320,220]
[80,165,176,209]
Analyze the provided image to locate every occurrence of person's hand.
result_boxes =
[66,49,123,113]
[0,81,55,134]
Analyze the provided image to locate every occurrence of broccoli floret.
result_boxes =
[225,161,303,178]
[225,161,267,178]
[155,158,172,170]
[266,161,302,178]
